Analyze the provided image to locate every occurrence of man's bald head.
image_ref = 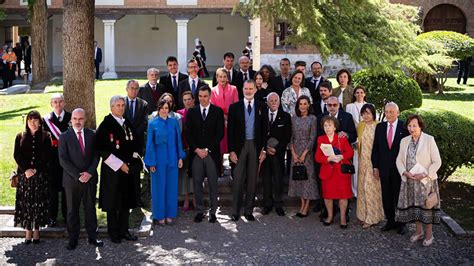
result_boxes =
[71,108,86,130]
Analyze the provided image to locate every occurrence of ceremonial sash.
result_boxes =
[44,113,62,143]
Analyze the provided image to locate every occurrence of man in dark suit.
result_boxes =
[43,93,71,227]
[227,80,267,222]
[94,41,102,80]
[372,102,409,235]
[124,80,148,207]
[260,92,291,216]
[234,56,256,100]
[186,85,225,224]
[138,68,166,115]
[13,42,23,78]
[273,58,291,97]
[305,61,332,103]
[313,81,333,117]
[212,52,239,87]
[59,108,103,250]
[177,59,207,109]
[159,56,188,109]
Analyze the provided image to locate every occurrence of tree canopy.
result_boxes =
[238,0,426,73]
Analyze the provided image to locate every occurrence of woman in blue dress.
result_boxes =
[145,99,186,226]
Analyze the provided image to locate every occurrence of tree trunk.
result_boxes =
[63,0,96,128]
[30,0,49,85]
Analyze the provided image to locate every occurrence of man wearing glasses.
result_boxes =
[177,59,207,109]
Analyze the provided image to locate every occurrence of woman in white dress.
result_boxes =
[345,85,367,197]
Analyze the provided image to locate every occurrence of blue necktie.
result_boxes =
[129,100,134,120]
[247,101,252,115]
[172,75,178,92]
[192,79,196,94]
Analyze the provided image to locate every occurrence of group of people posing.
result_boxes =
[13,54,442,251]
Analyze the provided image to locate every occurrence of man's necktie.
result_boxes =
[247,101,252,115]
[323,104,328,113]
[192,79,196,94]
[202,108,207,120]
[78,131,85,155]
[284,78,289,88]
[270,112,274,125]
[129,100,135,120]
[244,72,248,81]
[151,85,156,91]
[58,115,62,122]
[172,75,178,92]
[387,123,394,149]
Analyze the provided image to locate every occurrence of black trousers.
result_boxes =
[261,154,284,208]
[381,171,402,226]
[95,61,100,80]
[458,60,470,84]
[64,180,98,243]
[106,209,130,239]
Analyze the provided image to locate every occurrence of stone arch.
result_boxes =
[423,4,466,33]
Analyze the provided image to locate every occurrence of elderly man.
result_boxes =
[124,80,148,207]
[234,56,256,100]
[186,85,225,223]
[43,93,71,227]
[305,61,332,103]
[273,58,291,97]
[260,92,291,216]
[227,80,266,222]
[95,96,141,243]
[177,59,207,109]
[59,108,103,250]
[138,68,167,114]
[159,56,188,108]
[212,52,239,87]
[372,102,409,234]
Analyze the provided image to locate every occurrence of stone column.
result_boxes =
[102,19,118,79]
[175,19,189,73]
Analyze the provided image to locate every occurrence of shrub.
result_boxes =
[400,109,474,182]
[417,31,474,60]
[352,69,422,117]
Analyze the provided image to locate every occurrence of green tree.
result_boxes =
[238,0,425,72]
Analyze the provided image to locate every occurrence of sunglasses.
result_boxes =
[327,104,338,107]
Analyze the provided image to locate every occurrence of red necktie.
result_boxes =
[387,123,393,149]
[78,131,85,155]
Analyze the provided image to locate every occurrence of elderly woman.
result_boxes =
[14,110,52,244]
[281,70,312,117]
[210,67,239,161]
[356,104,384,228]
[315,116,354,229]
[288,96,318,217]
[145,99,186,226]
[332,69,354,109]
[176,91,195,211]
[396,115,442,247]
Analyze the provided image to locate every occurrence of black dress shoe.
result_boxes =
[32,239,40,244]
[275,207,285,216]
[24,239,32,245]
[66,242,77,250]
[88,239,104,247]
[397,225,408,235]
[244,214,255,221]
[340,224,348,229]
[110,237,121,244]
[209,214,217,223]
[231,215,240,222]
[381,224,396,232]
[194,213,205,223]
[261,207,272,215]
[121,232,138,241]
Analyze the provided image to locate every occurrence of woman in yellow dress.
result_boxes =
[356,103,384,228]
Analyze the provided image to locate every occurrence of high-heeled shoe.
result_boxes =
[340,224,348,229]
[323,219,333,226]
[423,236,434,247]
[410,232,424,243]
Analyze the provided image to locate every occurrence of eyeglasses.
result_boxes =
[327,104,338,107]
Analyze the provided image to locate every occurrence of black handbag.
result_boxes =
[337,135,355,174]
[292,163,308,180]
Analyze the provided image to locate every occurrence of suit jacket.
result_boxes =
[159,72,189,106]
[177,77,207,109]
[305,76,331,103]
[272,75,291,98]
[227,100,266,156]
[233,69,256,100]
[95,47,102,64]
[138,82,167,114]
[316,111,357,144]
[332,86,354,109]
[261,108,292,156]
[59,128,99,187]
[371,120,409,179]
[124,97,148,154]
[13,47,23,61]
[396,132,442,182]
[186,104,225,175]
[212,68,239,87]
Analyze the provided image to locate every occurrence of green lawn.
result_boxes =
[1,77,473,229]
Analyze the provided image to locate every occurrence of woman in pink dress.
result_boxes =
[210,68,239,170]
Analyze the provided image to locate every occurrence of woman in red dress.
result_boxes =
[315,116,354,229]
